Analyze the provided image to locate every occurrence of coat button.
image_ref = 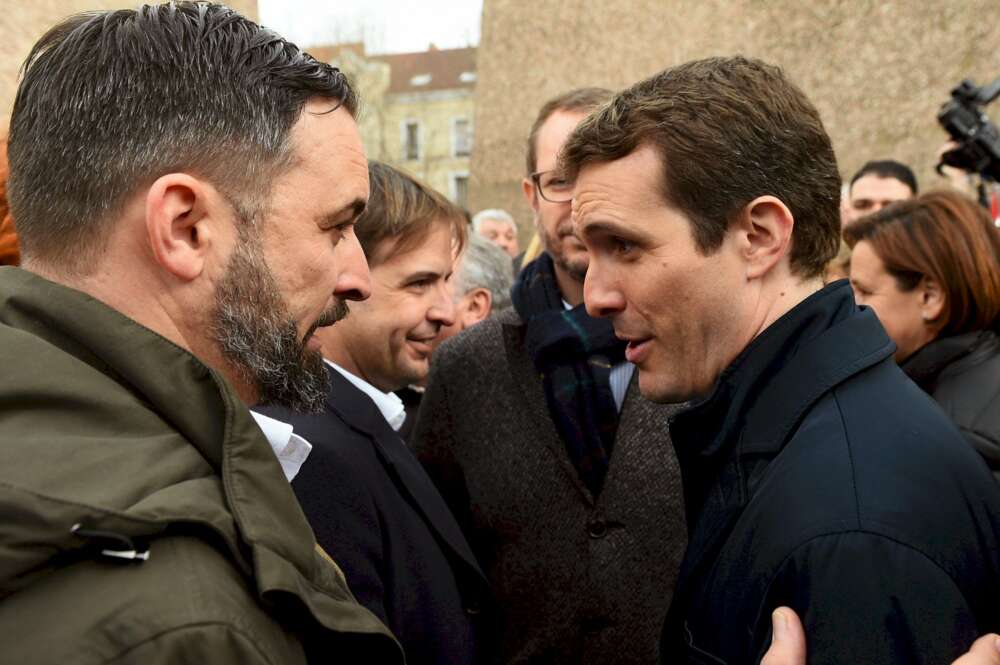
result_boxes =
[587,520,608,539]
[465,603,481,616]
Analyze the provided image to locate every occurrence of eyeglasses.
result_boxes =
[530,170,573,203]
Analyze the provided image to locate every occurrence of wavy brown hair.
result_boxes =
[843,190,1000,336]
[357,162,467,266]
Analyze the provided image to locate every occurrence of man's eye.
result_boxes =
[853,200,873,210]
[614,238,635,255]
[545,177,570,190]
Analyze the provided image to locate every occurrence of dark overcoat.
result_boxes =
[259,365,489,665]
[413,307,687,665]
[662,281,1000,665]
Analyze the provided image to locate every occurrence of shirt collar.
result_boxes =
[248,410,313,482]
[325,360,407,432]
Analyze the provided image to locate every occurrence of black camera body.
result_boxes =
[938,77,1000,181]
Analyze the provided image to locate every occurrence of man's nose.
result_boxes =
[427,280,456,327]
[584,261,626,319]
[334,233,371,302]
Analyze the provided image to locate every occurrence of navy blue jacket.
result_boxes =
[660,281,1000,665]
[259,365,490,665]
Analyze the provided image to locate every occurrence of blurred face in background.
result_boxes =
[477,218,519,257]
[846,175,913,224]
[849,240,941,362]
[523,109,590,281]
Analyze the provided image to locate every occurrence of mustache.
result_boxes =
[306,299,350,338]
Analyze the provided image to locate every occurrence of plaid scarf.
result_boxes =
[511,253,626,496]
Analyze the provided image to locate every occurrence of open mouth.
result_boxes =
[623,337,653,363]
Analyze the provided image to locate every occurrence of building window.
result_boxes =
[403,120,421,161]
[450,172,469,209]
[452,118,472,157]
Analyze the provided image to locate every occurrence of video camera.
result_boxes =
[938,76,1000,181]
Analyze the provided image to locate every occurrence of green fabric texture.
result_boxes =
[0,267,401,664]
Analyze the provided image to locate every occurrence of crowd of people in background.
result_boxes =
[2,3,1000,665]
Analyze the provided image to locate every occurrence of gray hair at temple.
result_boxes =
[471,208,516,234]
[7,1,356,274]
[454,234,514,312]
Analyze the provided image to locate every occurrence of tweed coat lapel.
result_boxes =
[324,367,487,585]
[501,318,597,506]
[597,372,682,507]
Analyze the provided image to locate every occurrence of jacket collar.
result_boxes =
[901,330,998,392]
[323,365,489,587]
[669,280,895,527]
[0,267,399,653]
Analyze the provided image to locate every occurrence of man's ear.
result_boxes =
[919,276,946,324]
[144,173,218,282]
[461,288,493,326]
[737,196,795,280]
[522,176,541,224]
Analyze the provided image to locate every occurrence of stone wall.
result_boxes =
[0,1,258,128]
[470,0,1000,242]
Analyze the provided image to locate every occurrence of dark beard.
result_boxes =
[540,225,588,283]
[209,231,348,413]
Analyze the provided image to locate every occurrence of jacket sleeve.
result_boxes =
[291,441,389,627]
[104,623,295,665]
[756,531,980,665]
[410,350,474,534]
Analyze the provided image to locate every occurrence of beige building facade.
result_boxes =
[471,0,1000,243]
[321,44,477,209]
[0,1,257,128]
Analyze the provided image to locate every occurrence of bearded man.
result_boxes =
[0,3,400,663]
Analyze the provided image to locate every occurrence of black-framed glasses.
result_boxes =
[530,170,573,203]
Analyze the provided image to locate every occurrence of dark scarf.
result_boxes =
[511,253,626,496]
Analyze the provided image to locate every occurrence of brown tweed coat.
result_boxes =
[412,307,687,665]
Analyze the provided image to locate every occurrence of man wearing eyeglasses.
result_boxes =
[412,89,687,664]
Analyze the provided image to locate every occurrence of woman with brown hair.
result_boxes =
[844,190,1000,478]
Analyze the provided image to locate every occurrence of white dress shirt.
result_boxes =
[326,359,407,432]
[561,299,635,411]
[249,410,313,482]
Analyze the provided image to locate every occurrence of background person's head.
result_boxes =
[472,208,519,257]
[6,2,370,412]
[844,190,1000,362]
[845,160,918,225]
[318,162,467,392]
[434,233,514,347]
[563,56,841,403]
[522,87,612,300]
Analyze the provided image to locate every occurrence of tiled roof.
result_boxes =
[304,42,366,65]
[371,46,477,95]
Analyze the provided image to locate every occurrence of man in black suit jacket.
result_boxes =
[259,162,488,665]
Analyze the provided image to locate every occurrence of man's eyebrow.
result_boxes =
[319,198,367,226]
[402,270,443,283]
[578,219,634,239]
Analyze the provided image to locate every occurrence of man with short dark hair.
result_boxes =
[259,162,490,665]
[0,4,400,663]
[845,159,918,224]
[563,55,1000,664]
[413,89,686,664]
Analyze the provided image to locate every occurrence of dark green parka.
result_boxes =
[0,267,402,664]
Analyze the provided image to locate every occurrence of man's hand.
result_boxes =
[954,634,1000,665]
[760,607,1000,665]
[760,608,806,665]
